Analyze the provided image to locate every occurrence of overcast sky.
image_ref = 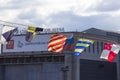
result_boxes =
[0,0,120,32]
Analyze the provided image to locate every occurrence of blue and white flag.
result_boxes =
[0,26,17,44]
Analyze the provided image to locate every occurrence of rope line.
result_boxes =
[0,20,29,26]
[0,20,119,44]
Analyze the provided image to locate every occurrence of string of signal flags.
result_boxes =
[0,20,64,34]
[0,20,120,62]
[0,19,119,43]
[0,19,32,26]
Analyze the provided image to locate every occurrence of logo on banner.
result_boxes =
[6,40,14,49]
[17,41,24,48]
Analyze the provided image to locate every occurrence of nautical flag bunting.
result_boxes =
[100,43,120,62]
[74,38,94,56]
[0,26,17,44]
[26,26,43,42]
[48,34,67,53]
[64,36,74,51]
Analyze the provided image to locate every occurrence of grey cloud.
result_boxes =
[93,0,120,12]
[28,18,45,27]
[16,9,120,32]
[18,9,37,19]
[0,0,41,10]
[46,11,120,32]
[17,9,45,26]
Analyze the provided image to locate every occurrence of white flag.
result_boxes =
[0,26,17,44]
[100,43,120,62]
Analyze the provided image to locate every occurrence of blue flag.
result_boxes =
[64,36,74,51]
[0,26,17,44]
[74,38,94,56]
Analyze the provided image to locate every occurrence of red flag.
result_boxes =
[100,43,120,62]
[48,34,67,53]
[64,36,74,51]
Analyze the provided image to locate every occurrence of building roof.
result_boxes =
[82,27,120,37]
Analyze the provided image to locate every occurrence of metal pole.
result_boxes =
[61,66,69,80]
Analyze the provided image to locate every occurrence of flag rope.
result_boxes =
[0,20,29,26]
[0,20,49,30]
[0,20,119,44]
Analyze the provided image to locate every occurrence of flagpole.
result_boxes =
[0,44,3,54]
[0,26,2,54]
[61,66,69,80]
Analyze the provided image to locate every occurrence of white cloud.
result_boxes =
[0,0,120,32]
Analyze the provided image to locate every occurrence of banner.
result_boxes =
[3,34,51,53]
[3,33,73,53]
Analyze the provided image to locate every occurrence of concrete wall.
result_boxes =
[0,63,63,80]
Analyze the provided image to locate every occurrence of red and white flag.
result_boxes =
[100,43,120,62]
[48,34,67,53]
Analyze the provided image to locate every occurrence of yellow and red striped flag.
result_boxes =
[48,34,67,53]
